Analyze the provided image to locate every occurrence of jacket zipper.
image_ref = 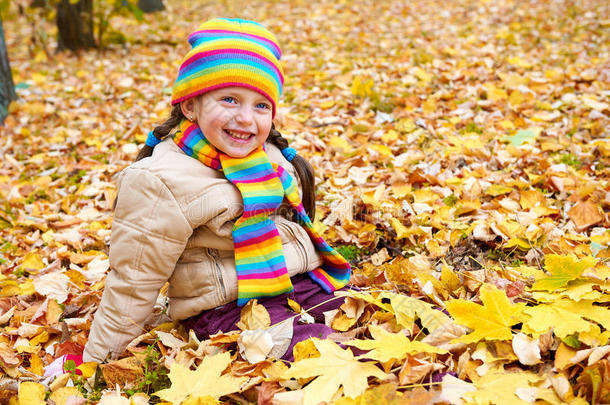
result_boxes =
[208,249,227,301]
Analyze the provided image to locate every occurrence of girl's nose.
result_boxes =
[234,105,254,125]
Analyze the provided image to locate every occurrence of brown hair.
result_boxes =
[135,109,316,219]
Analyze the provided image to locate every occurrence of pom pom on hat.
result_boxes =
[171,18,284,117]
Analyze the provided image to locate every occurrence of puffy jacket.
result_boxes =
[83,139,323,362]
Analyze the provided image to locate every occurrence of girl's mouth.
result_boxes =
[224,129,254,142]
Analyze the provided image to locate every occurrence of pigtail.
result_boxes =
[135,104,185,162]
[268,124,316,220]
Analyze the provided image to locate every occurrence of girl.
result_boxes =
[83,18,351,363]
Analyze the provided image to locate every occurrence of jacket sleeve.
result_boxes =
[83,168,193,363]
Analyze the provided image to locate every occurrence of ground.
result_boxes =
[0,0,609,404]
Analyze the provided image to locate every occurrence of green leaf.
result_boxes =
[532,254,597,292]
[562,334,580,349]
[504,128,538,147]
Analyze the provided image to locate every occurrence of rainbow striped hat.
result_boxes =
[171,18,284,117]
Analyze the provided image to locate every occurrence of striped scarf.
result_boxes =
[173,120,351,306]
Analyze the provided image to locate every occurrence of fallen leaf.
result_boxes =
[532,254,596,292]
[346,325,447,362]
[154,352,247,404]
[236,299,271,331]
[18,382,46,405]
[568,200,603,231]
[282,339,387,405]
[512,333,541,365]
[446,283,526,343]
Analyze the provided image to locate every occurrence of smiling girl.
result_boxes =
[83,18,351,363]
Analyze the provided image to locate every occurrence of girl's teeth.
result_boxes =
[226,130,251,140]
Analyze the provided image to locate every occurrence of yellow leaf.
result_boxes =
[485,184,513,196]
[236,299,270,331]
[447,283,526,343]
[484,84,508,101]
[441,263,462,292]
[48,387,83,405]
[368,144,392,158]
[20,252,45,273]
[519,189,546,209]
[28,353,44,376]
[332,313,357,331]
[351,76,375,98]
[507,56,532,69]
[555,342,578,370]
[390,217,409,240]
[293,338,320,362]
[545,68,564,82]
[508,90,525,106]
[18,382,46,405]
[454,200,481,216]
[422,98,436,113]
[521,299,602,338]
[343,291,451,333]
[319,100,335,109]
[282,339,387,405]
[532,254,596,291]
[77,362,99,379]
[381,130,398,143]
[31,73,46,85]
[287,298,301,313]
[329,136,354,153]
[183,396,219,405]
[396,118,415,133]
[346,325,447,362]
[464,371,542,405]
[153,352,247,404]
[19,280,36,296]
[413,67,432,83]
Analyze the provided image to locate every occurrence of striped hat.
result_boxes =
[171,18,284,117]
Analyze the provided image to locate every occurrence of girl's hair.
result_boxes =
[135,106,316,219]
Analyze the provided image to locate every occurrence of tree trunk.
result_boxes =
[0,18,17,125]
[56,0,95,52]
[137,0,164,13]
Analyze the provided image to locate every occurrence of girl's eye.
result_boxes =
[222,96,236,103]
[256,102,271,110]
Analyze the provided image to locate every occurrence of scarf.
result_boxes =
[173,120,351,306]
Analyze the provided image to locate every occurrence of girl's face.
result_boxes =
[181,87,273,158]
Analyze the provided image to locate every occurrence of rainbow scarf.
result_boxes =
[173,120,351,305]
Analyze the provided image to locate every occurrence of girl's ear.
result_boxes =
[180,99,196,121]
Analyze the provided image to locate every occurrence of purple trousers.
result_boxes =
[182,273,347,361]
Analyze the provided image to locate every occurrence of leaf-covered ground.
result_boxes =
[1,0,609,403]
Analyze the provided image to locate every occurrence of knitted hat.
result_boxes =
[171,18,284,117]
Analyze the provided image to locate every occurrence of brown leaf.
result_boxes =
[0,341,20,367]
[568,200,603,231]
[100,356,144,387]
[257,381,282,405]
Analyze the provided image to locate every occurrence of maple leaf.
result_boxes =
[154,352,247,404]
[282,339,388,405]
[343,290,452,333]
[446,283,526,343]
[532,254,596,292]
[522,299,610,338]
[463,371,543,405]
[345,325,447,362]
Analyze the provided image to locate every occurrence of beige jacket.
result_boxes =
[83,139,322,363]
